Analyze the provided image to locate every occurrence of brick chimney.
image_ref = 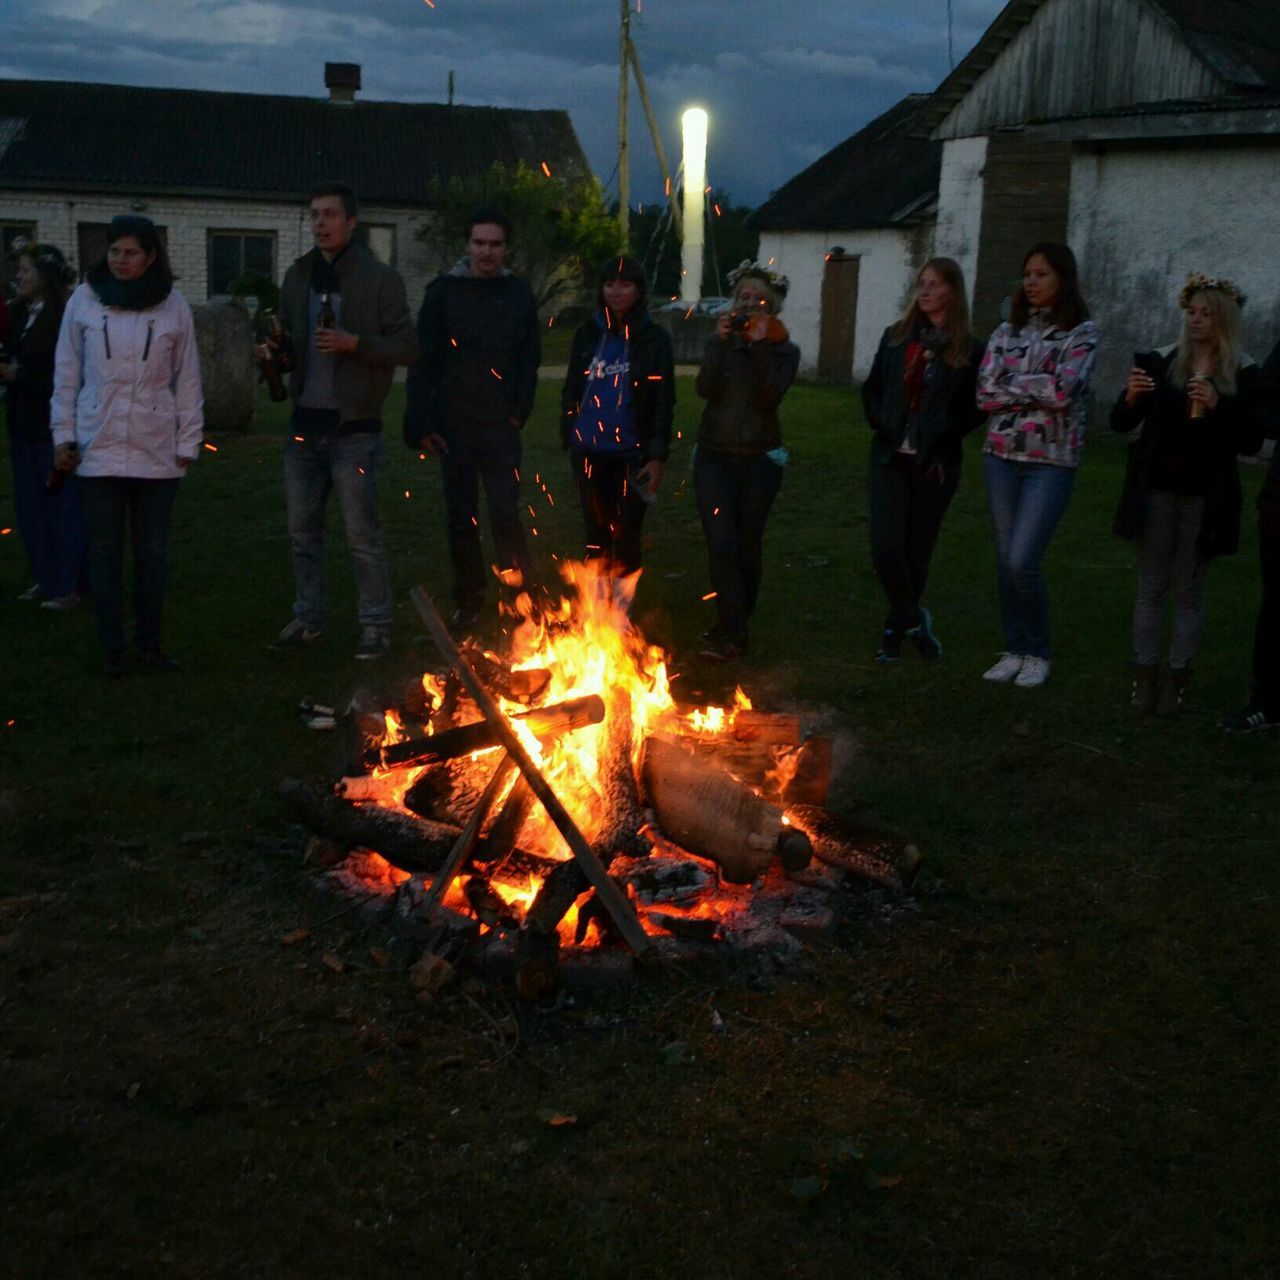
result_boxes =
[324,63,361,105]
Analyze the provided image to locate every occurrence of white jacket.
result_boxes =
[51,283,204,479]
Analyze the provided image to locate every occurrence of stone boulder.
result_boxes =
[191,300,256,433]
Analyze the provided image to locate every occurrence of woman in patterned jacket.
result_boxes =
[976,242,1100,688]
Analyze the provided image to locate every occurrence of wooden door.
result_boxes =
[818,253,859,384]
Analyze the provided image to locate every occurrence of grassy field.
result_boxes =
[2,375,1277,1278]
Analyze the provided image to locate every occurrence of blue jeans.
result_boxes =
[79,476,179,657]
[283,433,391,632]
[694,449,783,640]
[983,455,1076,659]
[8,430,86,598]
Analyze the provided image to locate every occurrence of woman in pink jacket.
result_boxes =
[51,215,204,676]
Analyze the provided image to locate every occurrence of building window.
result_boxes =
[77,222,169,279]
[356,223,395,265]
[207,231,275,296]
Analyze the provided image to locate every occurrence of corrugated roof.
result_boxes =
[0,79,591,204]
[748,95,940,232]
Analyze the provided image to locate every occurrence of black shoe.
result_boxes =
[698,628,745,662]
[905,608,942,660]
[138,648,180,672]
[875,629,903,663]
[1221,704,1280,733]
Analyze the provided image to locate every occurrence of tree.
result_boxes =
[419,162,622,312]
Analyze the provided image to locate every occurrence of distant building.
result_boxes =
[0,64,590,306]
[753,0,1280,390]
[749,95,940,384]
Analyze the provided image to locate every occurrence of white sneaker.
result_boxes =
[1014,656,1051,688]
[983,653,1024,683]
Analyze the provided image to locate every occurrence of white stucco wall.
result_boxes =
[757,227,920,381]
[1069,142,1280,399]
[0,191,442,305]
[932,137,987,297]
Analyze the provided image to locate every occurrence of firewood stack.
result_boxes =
[282,586,921,994]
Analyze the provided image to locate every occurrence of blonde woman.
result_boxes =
[1112,274,1263,714]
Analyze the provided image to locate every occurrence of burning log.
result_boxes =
[279,779,463,872]
[687,736,833,806]
[411,585,653,960]
[371,694,606,770]
[784,803,922,892]
[639,736,812,884]
[522,689,648,940]
[475,776,534,865]
[459,642,552,706]
[421,753,519,916]
[731,711,803,743]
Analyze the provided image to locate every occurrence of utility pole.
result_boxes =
[618,0,631,244]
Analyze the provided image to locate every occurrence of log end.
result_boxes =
[776,827,813,873]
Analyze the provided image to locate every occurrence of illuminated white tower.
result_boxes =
[680,107,707,304]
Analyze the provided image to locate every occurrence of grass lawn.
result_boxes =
[2,374,1277,1278]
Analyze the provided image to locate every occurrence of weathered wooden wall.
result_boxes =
[938,0,1225,139]
[972,135,1073,336]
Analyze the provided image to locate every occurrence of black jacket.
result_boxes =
[1257,339,1280,515]
[694,322,799,456]
[1111,347,1264,557]
[2,297,64,438]
[861,326,986,470]
[279,243,418,429]
[559,311,675,462]
[403,265,540,448]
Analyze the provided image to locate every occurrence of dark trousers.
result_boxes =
[570,449,649,574]
[694,449,783,640]
[8,431,86,598]
[867,451,959,633]
[79,476,180,658]
[1253,508,1280,717]
[441,423,534,610]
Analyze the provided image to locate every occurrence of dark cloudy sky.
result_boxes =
[4,0,1006,205]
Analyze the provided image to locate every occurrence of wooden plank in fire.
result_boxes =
[410,585,655,960]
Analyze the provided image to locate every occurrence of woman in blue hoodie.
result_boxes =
[560,256,674,574]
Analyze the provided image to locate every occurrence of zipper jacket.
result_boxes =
[51,283,204,478]
[977,312,1100,469]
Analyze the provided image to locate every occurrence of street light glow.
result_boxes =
[681,107,708,304]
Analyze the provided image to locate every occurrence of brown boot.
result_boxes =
[1130,662,1158,713]
[1156,665,1191,716]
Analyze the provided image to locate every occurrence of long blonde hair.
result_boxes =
[890,257,973,369]
[1172,288,1241,395]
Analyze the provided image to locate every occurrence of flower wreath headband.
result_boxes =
[727,259,790,297]
[1179,272,1246,310]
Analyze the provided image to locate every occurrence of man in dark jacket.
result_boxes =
[1223,337,1280,731]
[403,209,540,630]
[273,181,418,660]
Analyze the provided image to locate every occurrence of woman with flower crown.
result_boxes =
[1111,273,1263,715]
[692,260,799,661]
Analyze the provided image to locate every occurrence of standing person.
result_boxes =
[1,241,85,609]
[272,182,418,660]
[559,255,674,575]
[693,261,800,661]
[1222,333,1280,732]
[977,242,1100,688]
[50,215,203,676]
[862,257,985,663]
[404,209,540,633]
[1113,274,1262,715]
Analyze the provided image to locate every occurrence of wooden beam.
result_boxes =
[411,585,654,959]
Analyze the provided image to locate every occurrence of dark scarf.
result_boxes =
[308,242,353,295]
[87,262,172,311]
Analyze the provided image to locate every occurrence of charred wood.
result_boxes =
[371,694,605,769]
[784,803,921,892]
[279,779,461,872]
[459,642,552,706]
